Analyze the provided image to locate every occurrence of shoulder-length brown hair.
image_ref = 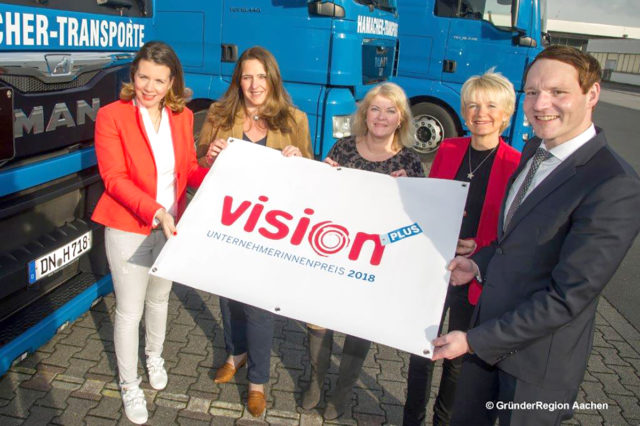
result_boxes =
[120,40,191,112]
[351,82,415,151]
[206,46,295,132]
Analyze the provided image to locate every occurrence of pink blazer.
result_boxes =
[92,100,208,235]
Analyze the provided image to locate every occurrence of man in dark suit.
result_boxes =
[431,45,640,425]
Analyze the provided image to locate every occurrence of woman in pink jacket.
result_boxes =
[92,41,207,424]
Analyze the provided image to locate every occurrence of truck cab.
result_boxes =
[395,0,545,154]
[0,0,151,375]
[154,0,399,159]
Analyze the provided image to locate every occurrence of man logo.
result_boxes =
[45,54,73,76]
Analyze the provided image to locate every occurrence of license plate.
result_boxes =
[28,231,92,284]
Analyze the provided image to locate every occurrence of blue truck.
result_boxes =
[154,0,400,160]
[0,0,151,376]
[395,0,546,154]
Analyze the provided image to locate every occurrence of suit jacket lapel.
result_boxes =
[500,130,607,240]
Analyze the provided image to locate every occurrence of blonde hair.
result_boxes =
[461,71,516,133]
[205,46,296,133]
[351,82,415,151]
[120,41,190,113]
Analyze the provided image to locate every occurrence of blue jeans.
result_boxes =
[219,297,274,384]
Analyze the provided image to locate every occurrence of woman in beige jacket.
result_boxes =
[196,46,312,418]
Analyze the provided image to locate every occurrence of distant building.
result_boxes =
[587,39,640,86]
[547,20,640,51]
[545,20,640,87]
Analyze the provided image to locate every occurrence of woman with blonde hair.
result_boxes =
[403,71,521,426]
[300,82,423,420]
[93,41,208,424]
[196,46,312,418]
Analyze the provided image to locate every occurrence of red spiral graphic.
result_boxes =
[307,221,351,257]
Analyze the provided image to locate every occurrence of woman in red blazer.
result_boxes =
[404,72,521,426]
[92,41,207,425]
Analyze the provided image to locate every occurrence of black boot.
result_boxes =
[324,335,371,420]
[301,327,333,410]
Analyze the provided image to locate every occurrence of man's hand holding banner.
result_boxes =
[151,140,468,357]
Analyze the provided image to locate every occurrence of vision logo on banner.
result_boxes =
[218,194,424,266]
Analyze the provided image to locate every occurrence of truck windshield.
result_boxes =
[435,0,512,30]
[355,0,397,14]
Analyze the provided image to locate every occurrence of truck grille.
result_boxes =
[0,71,99,93]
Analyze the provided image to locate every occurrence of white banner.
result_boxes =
[151,140,468,357]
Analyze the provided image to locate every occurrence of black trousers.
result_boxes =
[403,284,475,426]
[450,354,577,426]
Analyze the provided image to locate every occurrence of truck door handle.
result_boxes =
[221,44,238,62]
[443,59,456,73]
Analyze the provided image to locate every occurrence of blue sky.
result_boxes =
[548,0,640,27]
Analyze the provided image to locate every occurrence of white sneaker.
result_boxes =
[146,356,168,390]
[121,385,148,424]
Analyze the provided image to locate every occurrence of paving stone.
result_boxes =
[166,324,195,344]
[58,326,97,348]
[375,344,403,362]
[189,318,218,338]
[278,347,306,371]
[217,383,244,405]
[164,372,198,395]
[22,405,63,426]
[592,402,629,425]
[596,325,625,342]
[50,396,99,425]
[608,364,640,386]
[87,353,118,378]
[87,392,123,420]
[72,379,106,401]
[180,396,212,421]
[353,387,385,416]
[376,360,404,382]
[0,387,45,418]
[592,329,614,348]
[20,369,58,392]
[591,372,634,396]
[299,412,324,426]
[378,379,406,405]
[0,371,33,399]
[586,353,615,374]
[85,415,121,425]
[178,415,216,425]
[272,365,303,392]
[75,337,113,362]
[593,346,631,366]
[572,411,609,426]
[0,415,23,425]
[381,402,404,425]
[614,394,640,420]
[608,339,640,359]
[580,381,617,405]
[182,334,211,356]
[36,386,74,409]
[172,353,207,377]
[271,389,297,412]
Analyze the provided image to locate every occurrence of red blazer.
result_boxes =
[429,137,520,304]
[92,100,208,235]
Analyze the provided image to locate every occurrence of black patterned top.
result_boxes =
[326,136,424,177]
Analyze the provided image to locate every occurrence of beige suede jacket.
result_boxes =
[196,105,313,166]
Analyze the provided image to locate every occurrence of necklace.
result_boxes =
[467,144,497,179]
[150,111,162,131]
[252,114,259,121]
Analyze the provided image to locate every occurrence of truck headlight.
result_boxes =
[332,115,352,138]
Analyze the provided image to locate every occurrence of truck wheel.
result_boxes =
[411,102,458,154]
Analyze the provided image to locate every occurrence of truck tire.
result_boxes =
[411,102,458,154]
